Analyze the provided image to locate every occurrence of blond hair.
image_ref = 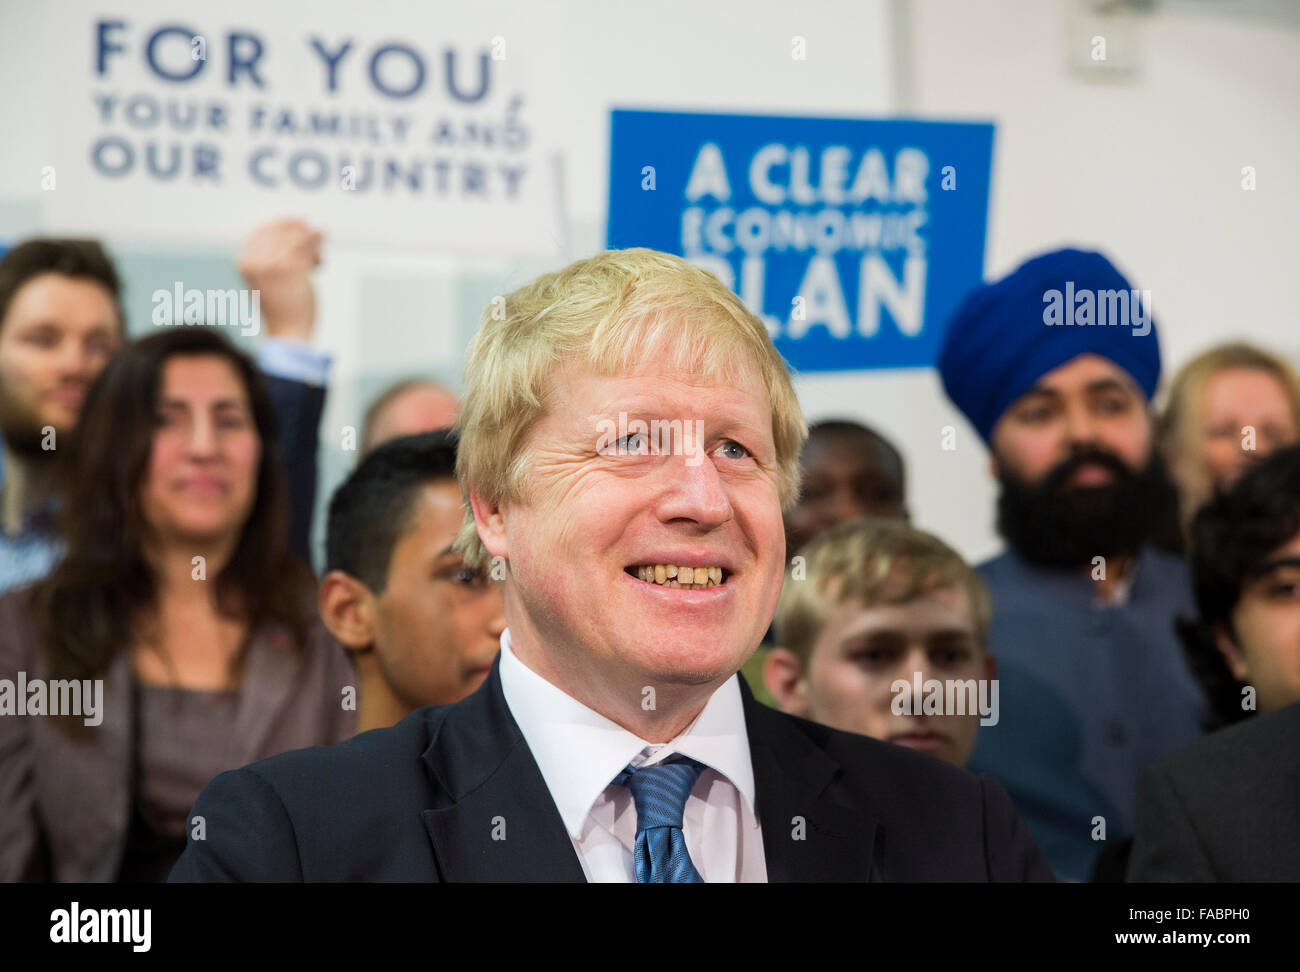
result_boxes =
[774,517,991,664]
[452,248,807,567]
[1159,341,1300,528]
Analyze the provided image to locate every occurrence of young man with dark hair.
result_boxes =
[319,431,505,732]
[1178,442,1300,725]
[1127,444,1300,881]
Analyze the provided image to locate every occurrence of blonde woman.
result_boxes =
[1159,342,1300,545]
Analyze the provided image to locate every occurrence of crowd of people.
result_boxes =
[0,222,1296,883]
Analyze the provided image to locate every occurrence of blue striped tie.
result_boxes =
[612,757,707,883]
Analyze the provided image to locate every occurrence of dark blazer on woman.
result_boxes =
[0,586,356,882]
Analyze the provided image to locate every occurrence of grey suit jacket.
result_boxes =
[0,586,357,882]
[1127,701,1300,882]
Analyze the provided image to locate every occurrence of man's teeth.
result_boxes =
[633,565,724,588]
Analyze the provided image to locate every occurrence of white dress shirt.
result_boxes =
[497,629,768,882]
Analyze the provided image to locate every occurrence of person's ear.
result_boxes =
[1212,622,1250,683]
[319,570,378,653]
[469,490,510,561]
[763,647,809,717]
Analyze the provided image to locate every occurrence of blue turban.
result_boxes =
[938,247,1160,445]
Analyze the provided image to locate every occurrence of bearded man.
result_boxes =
[939,247,1208,882]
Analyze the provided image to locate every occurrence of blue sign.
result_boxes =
[608,109,994,372]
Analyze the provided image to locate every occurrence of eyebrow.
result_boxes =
[1016,385,1058,403]
[21,319,117,333]
[1019,377,1136,400]
[158,397,247,409]
[1251,555,1300,576]
[842,627,977,644]
[591,396,764,424]
[1084,378,1133,395]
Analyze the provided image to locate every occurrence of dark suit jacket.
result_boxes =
[263,374,325,566]
[0,587,357,883]
[1127,701,1300,882]
[170,657,1054,882]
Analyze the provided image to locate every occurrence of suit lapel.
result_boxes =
[420,657,586,882]
[231,624,302,766]
[32,647,134,881]
[741,678,882,882]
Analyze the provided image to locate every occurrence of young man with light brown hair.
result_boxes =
[766,517,995,767]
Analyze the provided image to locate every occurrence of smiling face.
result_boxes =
[0,273,120,451]
[1198,367,1299,492]
[473,356,787,715]
[140,354,261,547]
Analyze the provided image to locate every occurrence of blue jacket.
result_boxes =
[969,547,1208,881]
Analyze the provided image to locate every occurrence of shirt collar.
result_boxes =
[497,628,757,840]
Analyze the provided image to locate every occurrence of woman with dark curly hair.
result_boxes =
[0,328,355,882]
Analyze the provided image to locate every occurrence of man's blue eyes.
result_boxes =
[613,433,648,452]
[719,441,749,459]
[603,436,750,458]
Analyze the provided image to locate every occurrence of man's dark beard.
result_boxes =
[0,386,58,459]
[996,447,1170,568]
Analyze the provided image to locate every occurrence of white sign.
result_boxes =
[40,0,566,256]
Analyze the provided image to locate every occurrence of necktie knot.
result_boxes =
[613,757,705,832]
[611,756,708,882]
